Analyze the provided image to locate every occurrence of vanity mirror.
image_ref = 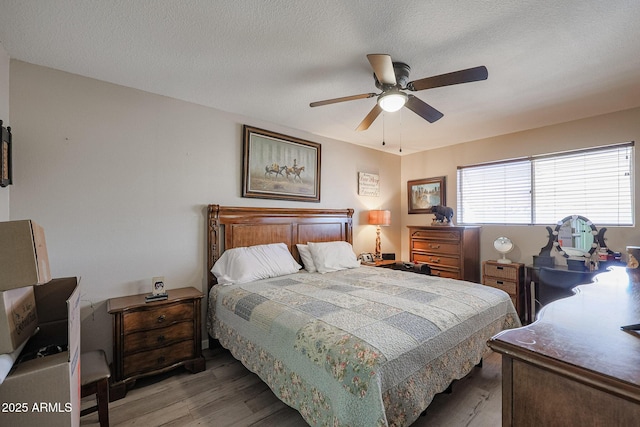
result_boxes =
[536,215,609,268]
[553,215,600,258]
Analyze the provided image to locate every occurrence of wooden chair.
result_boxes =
[81,349,111,427]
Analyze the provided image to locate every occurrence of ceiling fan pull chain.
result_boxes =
[382,113,386,146]
[399,111,403,153]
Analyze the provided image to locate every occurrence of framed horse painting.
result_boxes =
[242,125,321,202]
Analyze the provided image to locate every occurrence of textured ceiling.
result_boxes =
[1,0,639,155]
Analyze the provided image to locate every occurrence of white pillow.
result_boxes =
[212,243,301,285]
[307,241,360,274]
[296,244,317,273]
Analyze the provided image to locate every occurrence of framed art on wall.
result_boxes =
[242,125,321,202]
[0,121,12,188]
[358,172,380,197]
[407,176,446,214]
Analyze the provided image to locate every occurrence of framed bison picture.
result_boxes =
[407,176,446,214]
[242,125,321,202]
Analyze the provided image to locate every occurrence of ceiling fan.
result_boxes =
[310,54,488,131]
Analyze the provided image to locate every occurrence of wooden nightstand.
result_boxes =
[107,287,206,400]
[482,261,524,320]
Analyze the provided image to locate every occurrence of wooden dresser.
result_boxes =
[489,267,640,426]
[482,261,524,321]
[408,225,481,282]
[108,287,206,400]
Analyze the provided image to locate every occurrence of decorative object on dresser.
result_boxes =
[483,261,524,321]
[430,205,454,225]
[408,225,480,282]
[407,176,446,214]
[368,209,391,260]
[242,125,321,202]
[489,267,640,426]
[0,120,12,187]
[493,236,514,264]
[108,287,205,400]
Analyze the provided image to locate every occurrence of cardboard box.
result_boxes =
[0,277,80,427]
[0,220,51,291]
[0,286,38,353]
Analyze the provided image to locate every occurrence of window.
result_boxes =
[457,142,634,226]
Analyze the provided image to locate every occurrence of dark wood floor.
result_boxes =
[81,348,502,426]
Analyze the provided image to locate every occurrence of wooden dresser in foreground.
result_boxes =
[489,267,640,426]
[408,225,480,282]
[482,261,524,321]
[108,287,206,400]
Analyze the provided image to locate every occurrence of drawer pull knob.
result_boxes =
[497,281,504,285]
[157,314,166,323]
[157,335,166,342]
[430,258,440,263]
[429,244,441,249]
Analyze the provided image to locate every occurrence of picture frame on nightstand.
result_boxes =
[152,276,166,295]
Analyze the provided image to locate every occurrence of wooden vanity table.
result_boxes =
[489,267,640,426]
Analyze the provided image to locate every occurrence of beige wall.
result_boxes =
[401,107,640,269]
[8,61,401,356]
[0,43,9,221]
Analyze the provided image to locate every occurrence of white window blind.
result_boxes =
[457,142,634,226]
[457,160,531,224]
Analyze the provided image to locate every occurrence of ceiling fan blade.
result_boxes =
[407,66,488,91]
[356,104,382,131]
[405,95,444,123]
[367,54,396,86]
[310,93,376,107]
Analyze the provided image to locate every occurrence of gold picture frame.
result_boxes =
[407,176,446,214]
[242,125,321,202]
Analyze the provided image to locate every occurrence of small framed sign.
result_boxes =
[358,172,380,197]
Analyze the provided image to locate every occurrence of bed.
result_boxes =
[206,205,520,427]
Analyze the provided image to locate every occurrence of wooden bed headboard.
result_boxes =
[207,205,354,289]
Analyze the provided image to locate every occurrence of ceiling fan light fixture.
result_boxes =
[378,91,407,112]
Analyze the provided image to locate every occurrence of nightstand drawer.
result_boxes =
[123,340,194,377]
[483,277,517,295]
[123,302,194,332]
[124,321,194,353]
[484,263,519,281]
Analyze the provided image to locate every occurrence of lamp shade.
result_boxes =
[369,210,391,226]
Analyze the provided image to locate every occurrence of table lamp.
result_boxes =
[369,209,391,260]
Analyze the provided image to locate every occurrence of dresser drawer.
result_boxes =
[412,240,460,255]
[484,263,519,281]
[429,267,461,280]
[413,253,461,269]
[483,277,517,295]
[123,340,194,377]
[124,321,194,354]
[123,301,194,333]
[411,229,461,241]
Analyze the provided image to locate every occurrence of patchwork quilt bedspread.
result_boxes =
[207,266,520,427]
